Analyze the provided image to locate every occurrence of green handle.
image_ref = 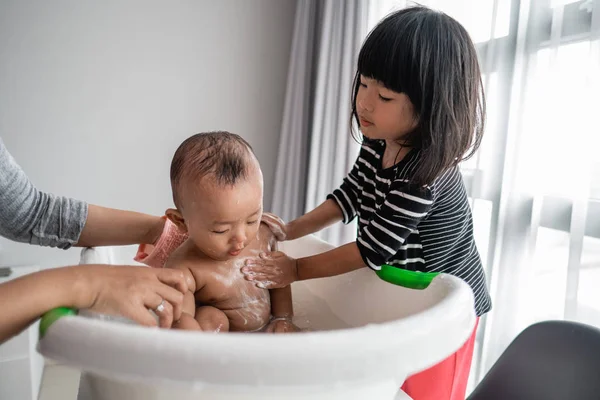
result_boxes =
[39,307,77,338]
[375,265,439,289]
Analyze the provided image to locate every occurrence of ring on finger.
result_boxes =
[155,299,166,313]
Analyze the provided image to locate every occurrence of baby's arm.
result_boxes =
[165,252,228,332]
[278,147,371,241]
[173,288,202,331]
[164,255,200,330]
[166,259,229,332]
[267,286,299,333]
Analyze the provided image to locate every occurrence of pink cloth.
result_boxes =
[134,217,188,268]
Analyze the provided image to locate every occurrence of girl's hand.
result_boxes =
[264,317,301,333]
[76,265,191,328]
[242,252,298,289]
[260,213,288,241]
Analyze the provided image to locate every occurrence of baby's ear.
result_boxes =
[165,208,188,233]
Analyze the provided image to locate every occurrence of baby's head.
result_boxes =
[166,131,263,261]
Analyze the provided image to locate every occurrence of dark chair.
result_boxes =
[468,320,600,400]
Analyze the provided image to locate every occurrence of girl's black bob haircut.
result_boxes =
[352,5,485,187]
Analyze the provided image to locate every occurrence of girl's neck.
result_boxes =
[382,139,411,170]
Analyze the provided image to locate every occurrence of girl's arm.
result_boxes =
[295,242,365,280]
[285,199,343,240]
[243,179,434,288]
[263,173,362,243]
[243,242,366,288]
[262,148,366,242]
[296,242,366,281]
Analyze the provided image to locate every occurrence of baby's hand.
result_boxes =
[261,213,287,241]
[265,317,301,333]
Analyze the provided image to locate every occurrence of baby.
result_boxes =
[163,131,298,333]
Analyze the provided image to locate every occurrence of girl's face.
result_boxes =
[356,75,418,142]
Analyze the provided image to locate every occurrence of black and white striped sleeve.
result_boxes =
[357,180,434,270]
[327,158,362,224]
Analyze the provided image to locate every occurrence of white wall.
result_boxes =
[0,0,296,268]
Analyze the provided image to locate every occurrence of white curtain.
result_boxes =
[474,0,600,380]
[371,0,600,389]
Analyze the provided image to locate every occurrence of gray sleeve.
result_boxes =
[0,137,88,249]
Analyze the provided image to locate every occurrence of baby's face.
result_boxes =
[180,163,264,261]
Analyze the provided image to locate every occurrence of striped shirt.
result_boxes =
[328,139,491,316]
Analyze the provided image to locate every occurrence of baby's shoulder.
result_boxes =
[166,249,218,292]
[165,242,212,272]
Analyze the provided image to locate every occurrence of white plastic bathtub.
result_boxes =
[38,235,476,400]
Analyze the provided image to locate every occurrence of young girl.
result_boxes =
[242,6,492,400]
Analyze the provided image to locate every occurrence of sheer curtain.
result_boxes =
[271,0,321,224]
[303,0,368,246]
[370,0,600,387]
[272,0,368,246]
[476,0,600,379]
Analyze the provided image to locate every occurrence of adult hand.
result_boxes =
[76,265,191,328]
